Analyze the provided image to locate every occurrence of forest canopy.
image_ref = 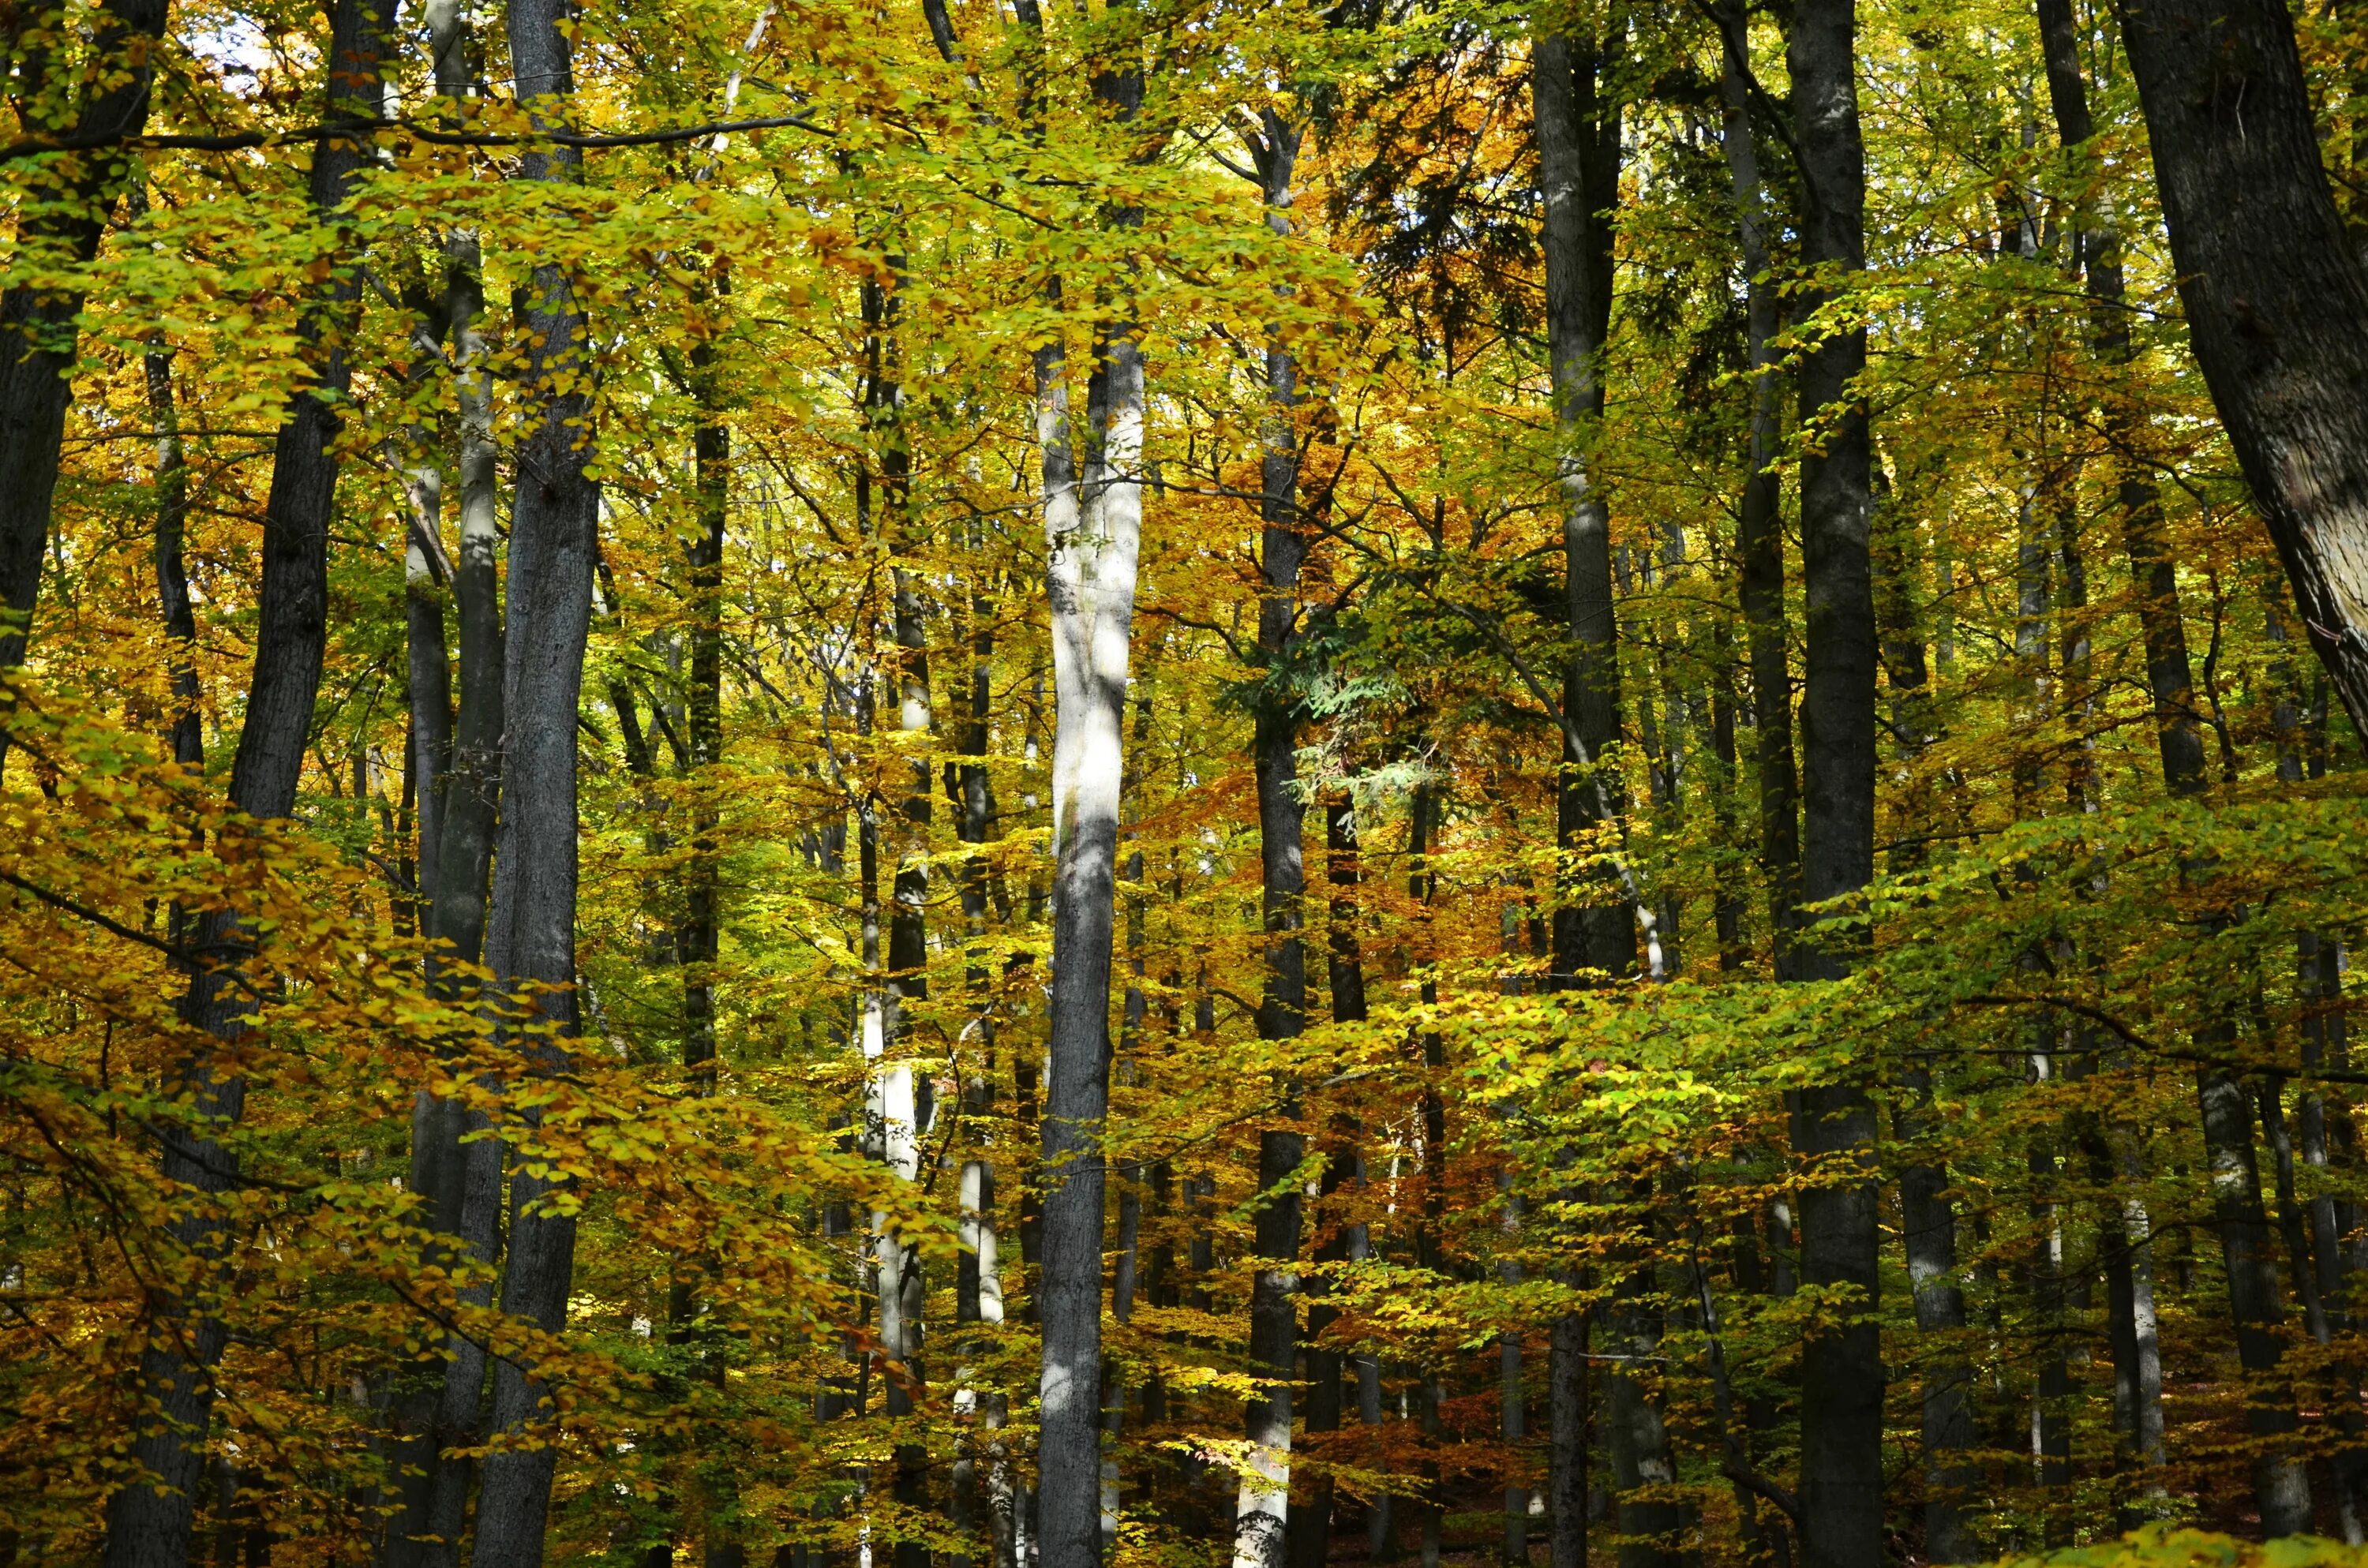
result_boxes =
[6,0,2368,1562]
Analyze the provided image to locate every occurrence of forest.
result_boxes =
[10,0,2368,1560]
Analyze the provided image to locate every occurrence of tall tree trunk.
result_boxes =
[2030,2,2179,1507]
[1785,2,1883,1564]
[860,242,934,1568]
[1237,103,1308,1568]
[1534,28,1628,990]
[1714,0,1800,981]
[954,528,1007,1568]
[2112,0,2368,732]
[383,252,456,1568]
[100,2,394,1561]
[1407,778,1449,1568]
[418,188,508,1568]
[1327,799,1383,1566]
[465,0,601,1555]
[1534,34,1622,1568]
[379,5,511,1553]
[2055,2,2321,1529]
[683,335,727,1093]
[1035,5,1145,1562]
[683,326,740,1568]
[1874,487,1976,1563]
[0,0,170,717]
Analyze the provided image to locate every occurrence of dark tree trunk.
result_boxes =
[2113,0,2368,732]
[1714,0,1800,979]
[0,0,170,707]
[1547,1307,1588,1568]
[684,341,728,1091]
[2058,5,2317,1532]
[1407,781,1451,1568]
[1238,103,1308,1568]
[100,2,394,1562]
[1786,1,1883,1564]
[465,0,601,1556]
[1534,36,1623,1568]
[954,525,1008,1568]
[414,168,508,1568]
[2029,0,2175,1510]
[382,244,456,1568]
[1534,28,1628,989]
[381,13,508,1555]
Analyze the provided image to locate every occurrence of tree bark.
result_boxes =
[1314,799,1376,1568]
[1785,2,1883,1564]
[954,516,1007,1568]
[684,335,728,1091]
[1534,36,1622,1568]
[0,0,170,708]
[2111,0,2368,730]
[464,0,601,1555]
[100,2,393,1561]
[376,7,510,1553]
[1034,6,1145,1562]
[1236,103,1308,1568]
[2027,7,2183,1513]
[416,189,508,1568]
[1534,28,1628,989]
[383,241,456,1568]
[1714,0,1800,980]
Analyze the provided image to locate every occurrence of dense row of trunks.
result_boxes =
[9,0,2368,1559]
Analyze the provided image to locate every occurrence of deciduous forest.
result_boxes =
[9,0,2368,1562]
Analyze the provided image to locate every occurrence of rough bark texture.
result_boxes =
[1787,2,1883,1565]
[465,0,601,1556]
[2113,0,2368,732]
[100,2,392,1561]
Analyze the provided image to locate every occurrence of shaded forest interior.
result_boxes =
[13,0,2368,1563]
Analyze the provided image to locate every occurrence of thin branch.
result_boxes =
[0,110,833,166]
